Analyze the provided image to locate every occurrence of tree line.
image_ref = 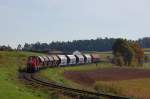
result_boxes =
[0,37,150,52]
[0,45,12,51]
[139,37,150,48]
[22,38,116,52]
[22,37,150,52]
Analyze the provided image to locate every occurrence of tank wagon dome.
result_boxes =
[67,55,76,59]
[57,55,67,59]
[76,55,84,59]
[57,55,67,66]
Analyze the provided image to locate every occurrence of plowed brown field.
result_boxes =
[64,67,150,85]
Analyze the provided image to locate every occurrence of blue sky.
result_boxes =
[0,0,150,48]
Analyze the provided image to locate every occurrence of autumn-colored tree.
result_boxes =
[112,39,134,66]
[130,42,144,65]
[112,39,144,66]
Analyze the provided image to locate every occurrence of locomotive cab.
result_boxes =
[27,56,38,73]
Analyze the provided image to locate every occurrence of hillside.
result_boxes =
[0,51,150,99]
[0,51,47,99]
[0,51,70,99]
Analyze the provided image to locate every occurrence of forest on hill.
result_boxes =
[0,37,150,52]
[22,37,150,52]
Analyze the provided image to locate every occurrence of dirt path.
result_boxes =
[64,67,150,85]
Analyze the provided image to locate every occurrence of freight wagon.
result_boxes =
[66,55,76,65]
[83,54,92,63]
[26,54,100,72]
[75,54,85,64]
[57,55,68,66]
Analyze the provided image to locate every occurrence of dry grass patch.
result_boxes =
[94,78,150,99]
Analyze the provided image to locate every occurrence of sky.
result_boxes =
[0,0,150,48]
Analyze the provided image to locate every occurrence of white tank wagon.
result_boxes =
[57,55,68,66]
[84,54,92,63]
[66,55,76,65]
[75,54,85,64]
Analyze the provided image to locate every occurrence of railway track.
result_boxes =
[22,72,130,99]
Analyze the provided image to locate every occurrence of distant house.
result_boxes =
[73,50,82,55]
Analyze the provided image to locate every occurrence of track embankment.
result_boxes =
[21,72,130,99]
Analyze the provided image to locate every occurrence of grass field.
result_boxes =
[39,50,150,99]
[0,50,150,99]
[40,63,150,99]
[38,62,113,91]
[144,48,150,51]
[0,51,72,99]
[94,78,150,99]
[144,48,150,55]
[0,51,49,99]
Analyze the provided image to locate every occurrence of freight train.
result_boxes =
[26,54,100,72]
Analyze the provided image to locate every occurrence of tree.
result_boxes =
[112,39,131,66]
[130,42,144,65]
[112,39,144,66]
